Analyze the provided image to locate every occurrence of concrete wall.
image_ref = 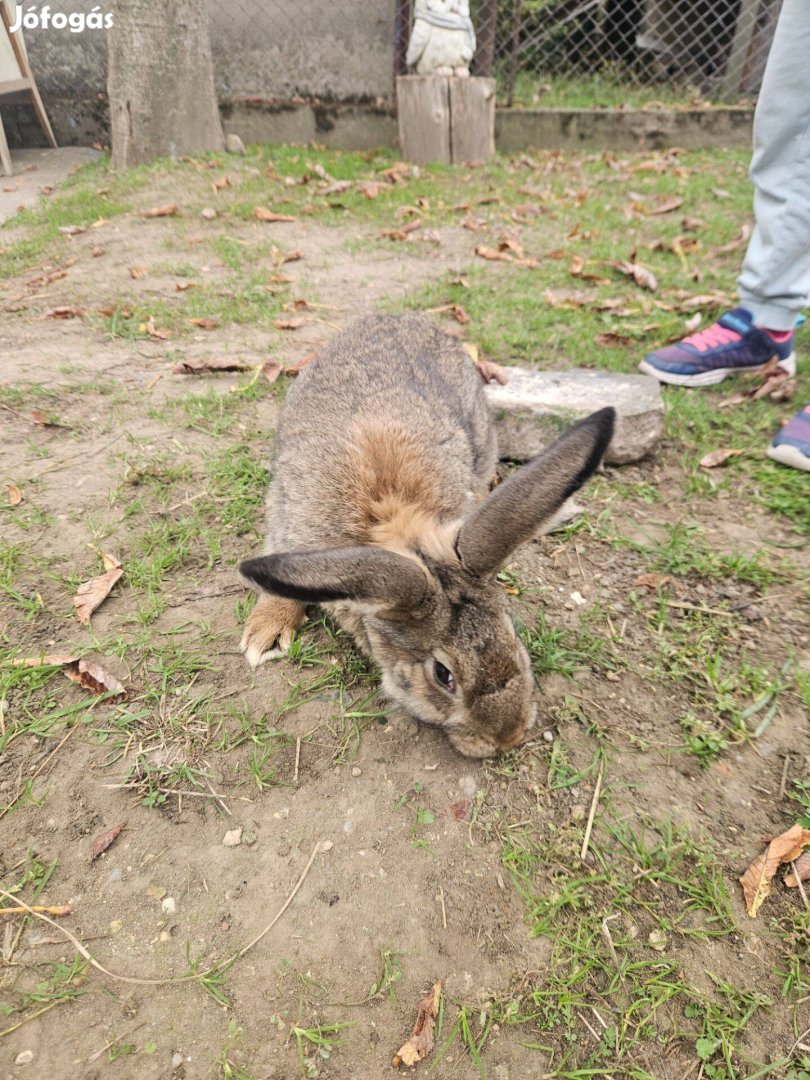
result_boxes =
[4,0,396,146]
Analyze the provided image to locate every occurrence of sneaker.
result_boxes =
[639,308,796,387]
[767,403,810,472]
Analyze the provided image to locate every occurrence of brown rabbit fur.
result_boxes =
[240,313,614,757]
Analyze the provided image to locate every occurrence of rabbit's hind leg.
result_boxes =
[240,594,306,668]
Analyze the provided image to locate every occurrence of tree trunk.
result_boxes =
[108,0,224,169]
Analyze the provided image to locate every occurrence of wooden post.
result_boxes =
[397,76,496,165]
[719,0,761,101]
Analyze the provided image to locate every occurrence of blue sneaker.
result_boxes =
[639,308,796,387]
[767,403,810,472]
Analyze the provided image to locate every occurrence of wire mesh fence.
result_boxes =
[396,0,783,106]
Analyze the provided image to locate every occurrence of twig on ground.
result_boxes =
[294,737,301,786]
[791,860,810,910]
[0,1000,65,1040]
[779,752,790,798]
[666,600,732,617]
[87,1022,145,1064]
[438,886,447,929]
[580,762,604,861]
[0,904,71,917]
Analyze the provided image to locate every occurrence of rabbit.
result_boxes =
[239,313,614,758]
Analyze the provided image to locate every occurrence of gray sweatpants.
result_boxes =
[737,0,810,330]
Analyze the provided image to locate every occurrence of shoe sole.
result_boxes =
[638,352,796,387]
[767,442,810,472]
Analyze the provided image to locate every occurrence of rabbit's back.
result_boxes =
[267,314,496,551]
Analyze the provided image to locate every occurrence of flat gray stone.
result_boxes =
[485,367,664,465]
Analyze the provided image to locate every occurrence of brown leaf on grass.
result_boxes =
[128,266,148,280]
[634,573,672,590]
[6,482,22,506]
[475,245,512,262]
[700,448,745,469]
[143,316,170,341]
[271,247,303,266]
[46,307,86,320]
[285,351,317,374]
[717,359,795,408]
[142,204,178,218]
[173,359,254,375]
[64,659,127,700]
[211,175,231,191]
[262,360,284,385]
[498,238,524,258]
[57,225,88,236]
[739,824,810,917]
[392,981,442,1069]
[358,180,384,199]
[254,207,296,223]
[175,282,198,292]
[595,332,632,348]
[188,317,220,330]
[382,221,422,241]
[273,318,306,331]
[91,822,126,861]
[73,555,123,625]
[609,258,658,292]
[476,360,508,385]
[785,850,810,888]
[647,195,684,215]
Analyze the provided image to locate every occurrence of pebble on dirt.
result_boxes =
[222,828,243,847]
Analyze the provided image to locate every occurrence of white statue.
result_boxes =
[406,0,477,77]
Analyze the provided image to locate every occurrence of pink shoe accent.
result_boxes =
[759,327,793,343]
[683,323,742,352]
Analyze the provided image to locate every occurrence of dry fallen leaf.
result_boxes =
[143,316,170,341]
[175,282,198,292]
[142,204,178,218]
[634,573,672,590]
[73,555,123,625]
[254,207,296,223]
[64,659,127,699]
[285,351,317,374]
[128,266,148,280]
[647,195,684,215]
[273,318,305,331]
[58,225,87,236]
[610,258,658,292]
[6,482,22,506]
[173,359,254,375]
[740,824,810,917]
[91,822,126,861]
[476,359,509,385]
[46,307,86,320]
[700,448,745,469]
[211,175,231,191]
[475,245,512,262]
[785,849,810,888]
[595,332,632,348]
[262,360,284,385]
[392,981,442,1069]
[188,317,220,331]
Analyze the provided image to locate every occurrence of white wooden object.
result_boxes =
[0,0,58,176]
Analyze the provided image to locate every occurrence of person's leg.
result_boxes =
[737,0,810,330]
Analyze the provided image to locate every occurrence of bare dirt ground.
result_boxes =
[1,145,808,1080]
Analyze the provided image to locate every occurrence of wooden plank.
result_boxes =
[396,75,450,165]
[449,77,495,164]
[0,2,57,146]
[0,78,33,98]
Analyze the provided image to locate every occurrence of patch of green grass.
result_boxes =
[519,609,613,680]
[290,1020,352,1078]
[504,69,747,109]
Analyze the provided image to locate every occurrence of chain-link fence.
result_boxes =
[395,0,782,105]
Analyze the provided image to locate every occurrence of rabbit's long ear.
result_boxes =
[457,407,615,577]
[239,547,432,611]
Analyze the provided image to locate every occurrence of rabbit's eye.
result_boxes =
[433,660,456,694]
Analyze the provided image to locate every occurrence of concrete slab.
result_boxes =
[0,146,98,225]
[486,366,664,466]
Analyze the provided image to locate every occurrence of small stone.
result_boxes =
[172,1051,184,1068]
[107,867,123,883]
[485,367,664,465]
[161,897,177,915]
[320,840,334,852]
[146,885,166,900]
[460,774,477,798]
[225,133,247,156]
[570,590,587,606]
[605,670,620,682]
[542,729,554,742]
[15,1051,34,1065]
[110,919,122,933]
[222,828,243,847]
[648,929,667,952]
[351,766,362,777]
[201,207,217,220]
[160,930,171,942]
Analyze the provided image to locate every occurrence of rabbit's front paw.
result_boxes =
[240,595,305,668]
